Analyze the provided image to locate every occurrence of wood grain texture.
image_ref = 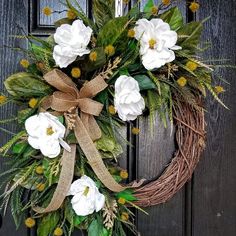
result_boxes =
[0,1,29,235]
[192,0,236,235]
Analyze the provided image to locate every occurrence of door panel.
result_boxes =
[192,0,236,235]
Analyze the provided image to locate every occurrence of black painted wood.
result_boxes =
[192,0,236,235]
[0,1,29,235]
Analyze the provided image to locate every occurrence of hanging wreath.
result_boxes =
[0,0,227,235]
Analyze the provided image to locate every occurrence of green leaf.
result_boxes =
[0,131,26,156]
[159,7,183,31]
[143,0,154,13]
[97,16,129,50]
[88,219,110,236]
[95,90,108,104]
[4,72,52,98]
[37,212,60,236]
[12,141,28,154]
[133,74,156,90]
[96,134,123,158]
[17,108,35,124]
[74,215,86,226]
[13,167,39,190]
[23,145,38,158]
[93,0,115,28]
[116,189,137,201]
[177,21,203,51]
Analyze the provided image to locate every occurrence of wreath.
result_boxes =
[0,0,227,236]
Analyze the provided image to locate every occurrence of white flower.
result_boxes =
[25,112,71,158]
[114,75,145,121]
[53,20,92,68]
[134,18,181,70]
[67,175,105,216]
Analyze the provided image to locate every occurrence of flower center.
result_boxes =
[149,39,157,49]
[83,186,90,196]
[46,127,54,136]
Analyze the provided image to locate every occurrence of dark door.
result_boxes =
[0,0,235,236]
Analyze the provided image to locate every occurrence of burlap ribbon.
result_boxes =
[34,69,125,214]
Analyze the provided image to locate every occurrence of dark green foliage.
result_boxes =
[93,0,115,28]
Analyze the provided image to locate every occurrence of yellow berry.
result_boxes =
[89,51,98,62]
[25,218,36,228]
[177,77,187,87]
[120,170,128,179]
[54,227,63,236]
[186,61,198,71]
[128,29,135,38]
[71,67,81,78]
[43,6,52,16]
[108,105,116,115]
[118,197,126,205]
[151,6,158,15]
[189,2,200,13]
[36,183,46,192]
[0,95,7,104]
[132,127,140,135]
[28,98,38,108]
[67,9,77,20]
[35,166,44,175]
[105,45,115,56]
[162,0,171,5]
[214,86,225,94]
[20,59,30,68]
[121,212,129,221]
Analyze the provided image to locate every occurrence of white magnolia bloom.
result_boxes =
[67,175,105,216]
[114,75,145,121]
[25,112,71,158]
[134,18,181,70]
[53,19,92,68]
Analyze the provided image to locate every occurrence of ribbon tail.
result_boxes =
[33,145,76,214]
[74,116,126,192]
[80,113,101,141]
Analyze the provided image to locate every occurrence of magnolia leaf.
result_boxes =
[4,73,52,98]
[134,74,156,90]
[97,16,129,50]
[159,7,183,31]
[96,134,123,158]
[143,0,155,13]
[88,219,110,236]
[93,0,115,28]
[177,21,203,51]
[37,212,60,236]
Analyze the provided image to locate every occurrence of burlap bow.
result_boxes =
[34,69,126,214]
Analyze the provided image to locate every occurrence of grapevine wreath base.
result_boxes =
[0,0,228,235]
[134,101,205,207]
